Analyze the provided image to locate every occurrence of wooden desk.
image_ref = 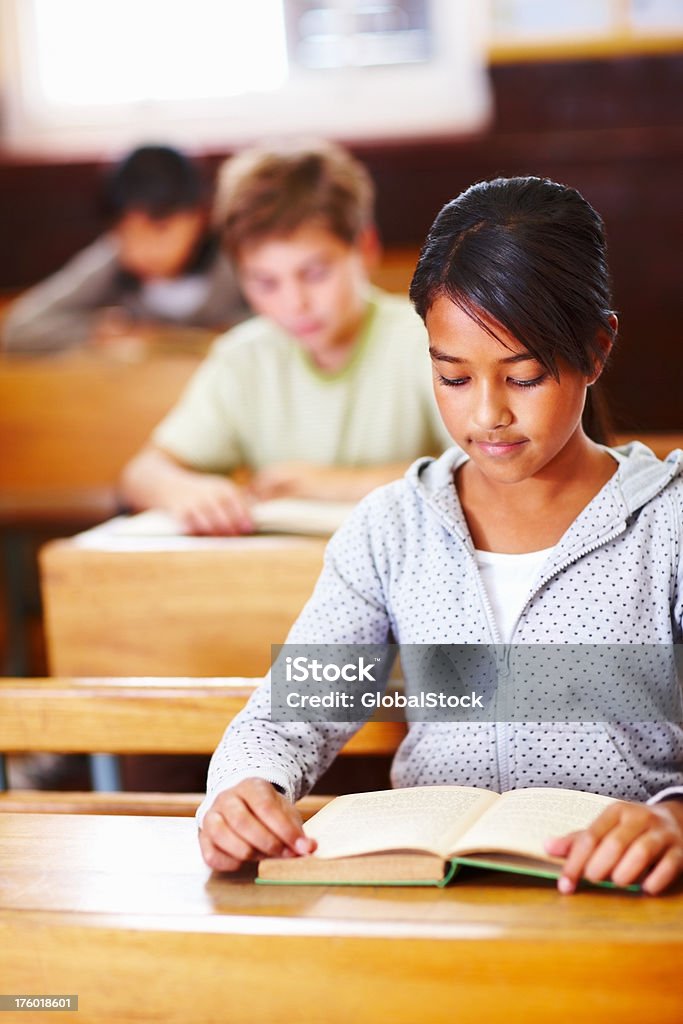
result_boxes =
[613,432,683,459]
[40,535,327,676]
[0,348,200,673]
[1,813,681,1024]
[0,349,199,501]
[370,246,419,294]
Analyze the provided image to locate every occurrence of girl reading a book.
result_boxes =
[198,176,683,894]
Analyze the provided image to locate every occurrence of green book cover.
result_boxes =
[450,856,641,892]
[255,786,644,892]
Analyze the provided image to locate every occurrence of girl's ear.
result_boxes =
[587,314,618,385]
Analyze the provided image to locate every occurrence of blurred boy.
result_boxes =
[120,141,452,534]
[1,145,248,353]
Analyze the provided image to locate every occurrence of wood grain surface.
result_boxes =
[0,813,681,1024]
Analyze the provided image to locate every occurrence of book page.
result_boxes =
[250,498,355,536]
[304,786,499,860]
[73,500,354,548]
[72,512,227,551]
[452,787,616,861]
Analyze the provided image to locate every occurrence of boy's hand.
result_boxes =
[545,799,683,895]
[249,460,410,502]
[249,461,338,501]
[198,778,316,872]
[169,475,254,535]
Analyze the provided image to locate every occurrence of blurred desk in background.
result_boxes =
[0,348,201,674]
[613,433,683,459]
[39,534,327,677]
[0,348,200,507]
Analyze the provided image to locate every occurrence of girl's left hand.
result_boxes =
[545,799,683,895]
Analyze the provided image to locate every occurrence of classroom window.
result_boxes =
[489,0,683,60]
[27,0,289,105]
[285,1,433,68]
[0,0,491,153]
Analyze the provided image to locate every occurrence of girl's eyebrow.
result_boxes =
[428,347,535,365]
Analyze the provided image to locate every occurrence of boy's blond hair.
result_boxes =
[213,140,375,257]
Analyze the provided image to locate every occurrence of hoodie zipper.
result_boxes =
[463,521,628,794]
[462,543,514,792]
[418,446,676,795]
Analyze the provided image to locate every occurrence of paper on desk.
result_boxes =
[73,500,355,549]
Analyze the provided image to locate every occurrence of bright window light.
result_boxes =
[491,0,614,39]
[0,0,491,152]
[31,0,288,105]
[630,0,683,31]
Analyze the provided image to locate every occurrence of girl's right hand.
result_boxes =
[198,778,317,872]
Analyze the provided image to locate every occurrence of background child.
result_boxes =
[197,175,683,894]
[1,144,248,353]
[120,140,452,534]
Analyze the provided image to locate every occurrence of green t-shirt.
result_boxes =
[152,287,452,471]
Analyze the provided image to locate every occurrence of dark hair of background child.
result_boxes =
[104,144,207,221]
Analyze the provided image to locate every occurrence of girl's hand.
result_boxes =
[545,799,683,895]
[198,778,316,872]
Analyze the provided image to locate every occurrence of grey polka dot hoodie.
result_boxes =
[198,442,683,824]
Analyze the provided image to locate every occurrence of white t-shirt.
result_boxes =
[474,547,554,643]
[140,276,211,319]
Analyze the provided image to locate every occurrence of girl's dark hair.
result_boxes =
[105,144,206,220]
[409,176,616,444]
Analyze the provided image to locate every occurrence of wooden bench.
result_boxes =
[0,676,406,816]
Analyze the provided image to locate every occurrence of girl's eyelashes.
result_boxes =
[510,373,548,389]
[436,372,549,389]
[436,374,468,388]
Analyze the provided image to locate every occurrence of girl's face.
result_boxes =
[426,295,594,487]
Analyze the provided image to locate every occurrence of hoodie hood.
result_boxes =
[609,441,683,514]
[404,441,683,570]
[409,440,682,516]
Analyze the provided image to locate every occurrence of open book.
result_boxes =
[73,501,355,548]
[257,785,638,889]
